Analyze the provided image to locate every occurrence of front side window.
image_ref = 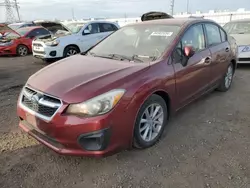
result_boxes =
[205,24,222,46]
[181,24,205,52]
[88,24,180,62]
[84,23,100,34]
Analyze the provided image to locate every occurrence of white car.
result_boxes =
[223,19,250,64]
[32,21,120,61]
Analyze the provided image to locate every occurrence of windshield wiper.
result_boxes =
[88,53,157,63]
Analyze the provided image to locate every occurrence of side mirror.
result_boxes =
[184,46,195,58]
[83,29,90,35]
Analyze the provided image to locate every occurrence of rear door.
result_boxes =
[99,22,119,39]
[204,23,231,86]
[172,23,212,108]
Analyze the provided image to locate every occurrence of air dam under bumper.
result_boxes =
[17,106,127,157]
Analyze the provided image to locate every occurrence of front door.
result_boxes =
[79,23,103,52]
[172,24,212,109]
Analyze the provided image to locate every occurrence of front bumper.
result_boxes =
[32,42,64,59]
[237,46,250,64]
[0,45,16,55]
[17,94,134,157]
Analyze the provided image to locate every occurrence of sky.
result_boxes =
[0,0,250,22]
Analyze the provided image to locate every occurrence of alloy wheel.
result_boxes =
[66,49,78,57]
[225,65,233,89]
[139,103,164,142]
[18,46,28,56]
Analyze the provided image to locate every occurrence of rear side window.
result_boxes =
[220,28,227,42]
[205,24,222,46]
[99,23,118,32]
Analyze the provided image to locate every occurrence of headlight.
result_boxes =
[0,41,13,46]
[242,45,250,52]
[66,89,126,117]
[45,39,60,46]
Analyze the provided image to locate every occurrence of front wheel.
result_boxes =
[133,94,168,149]
[63,46,80,57]
[16,45,29,56]
[217,63,234,92]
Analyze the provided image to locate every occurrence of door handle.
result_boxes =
[204,57,211,64]
[225,47,230,52]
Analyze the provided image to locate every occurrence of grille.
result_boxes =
[33,50,45,54]
[238,58,250,62]
[21,87,61,119]
[33,43,43,47]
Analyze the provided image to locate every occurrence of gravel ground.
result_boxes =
[0,56,250,188]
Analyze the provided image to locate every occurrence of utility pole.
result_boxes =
[186,0,189,13]
[71,8,75,20]
[0,0,20,23]
[14,0,20,21]
[170,0,175,16]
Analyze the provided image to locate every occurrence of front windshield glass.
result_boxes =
[5,27,29,38]
[16,28,30,36]
[223,21,250,34]
[65,23,85,33]
[8,24,20,31]
[89,24,180,62]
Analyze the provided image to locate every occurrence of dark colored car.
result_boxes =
[0,26,50,56]
[141,11,173,21]
[17,18,237,157]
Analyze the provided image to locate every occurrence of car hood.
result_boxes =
[0,24,21,36]
[141,11,173,21]
[34,21,71,34]
[27,55,149,103]
[34,32,72,42]
[230,34,250,45]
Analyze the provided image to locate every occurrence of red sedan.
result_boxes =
[17,18,237,157]
[0,25,50,56]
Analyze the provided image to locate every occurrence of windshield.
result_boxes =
[8,24,21,31]
[88,24,180,62]
[5,27,30,38]
[16,27,30,36]
[223,21,250,34]
[65,23,85,33]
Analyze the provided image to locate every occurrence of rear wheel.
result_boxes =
[133,94,168,149]
[63,46,80,57]
[16,45,29,56]
[217,63,234,92]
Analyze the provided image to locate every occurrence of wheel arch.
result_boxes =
[231,59,237,72]
[63,44,81,54]
[16,44,30,53]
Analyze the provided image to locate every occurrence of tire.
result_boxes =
[16,45,29,56]
[63,46,80,57]
[217,63,234,92]
[133,94,168,149]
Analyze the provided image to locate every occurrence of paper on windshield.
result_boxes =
[150,31,173,37]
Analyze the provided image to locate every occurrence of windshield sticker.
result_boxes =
[150,32,173,37]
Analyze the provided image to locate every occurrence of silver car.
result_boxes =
[223,19,250,64]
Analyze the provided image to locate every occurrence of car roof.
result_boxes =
[127,18,213,27]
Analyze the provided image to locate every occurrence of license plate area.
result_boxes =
[26,113,38,128]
